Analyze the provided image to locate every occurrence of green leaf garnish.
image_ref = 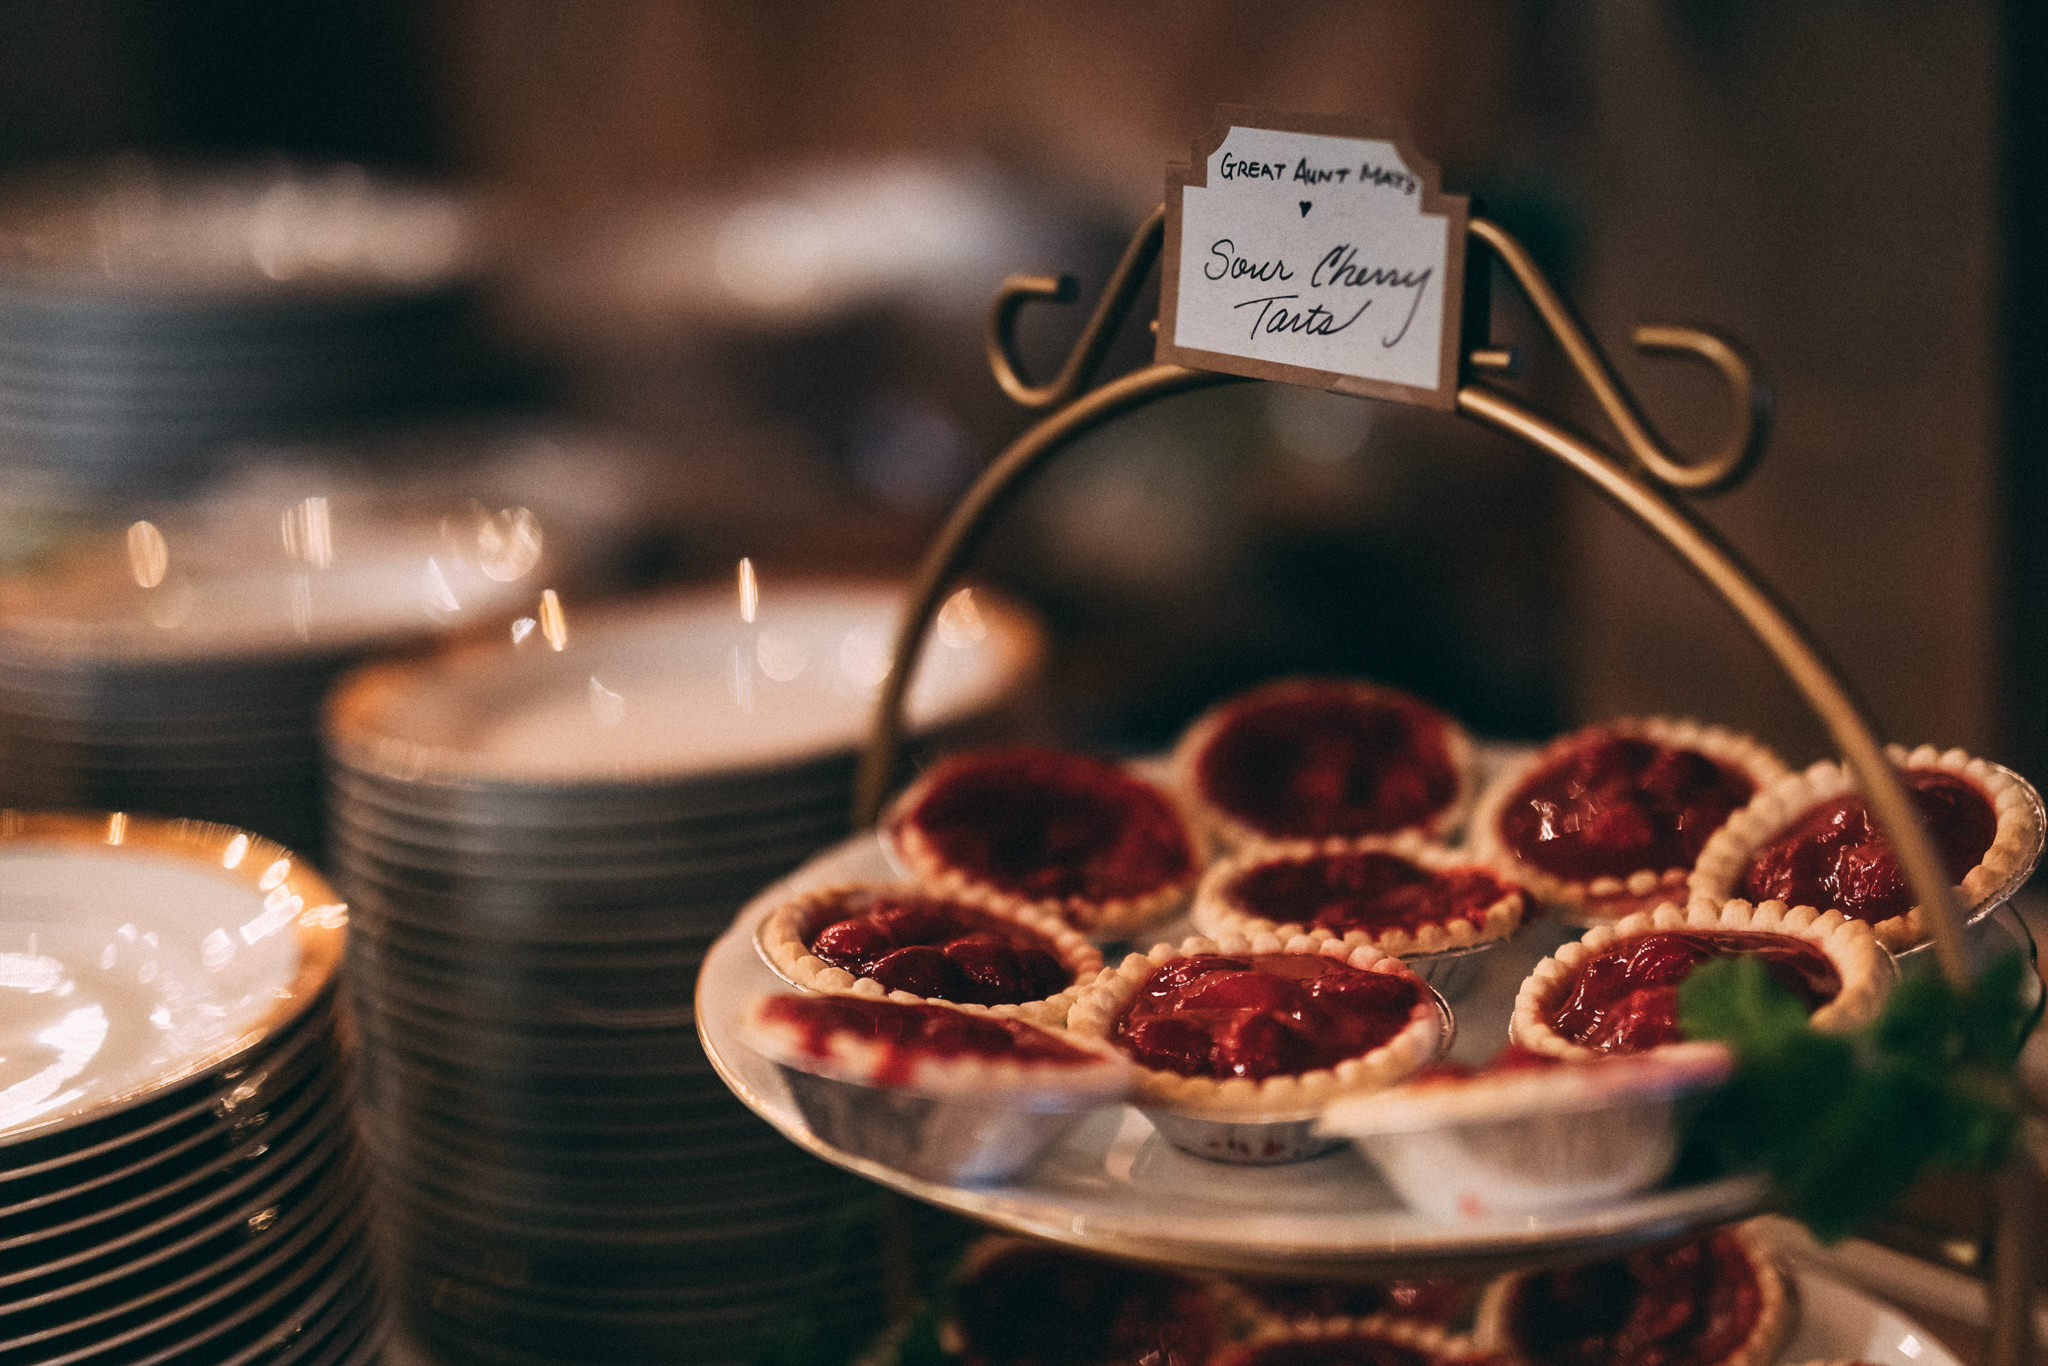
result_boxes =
[1677,949,2032,1241]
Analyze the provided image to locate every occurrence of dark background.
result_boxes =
[0,0,2035,773]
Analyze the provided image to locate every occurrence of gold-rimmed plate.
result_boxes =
[0,811,347,1153]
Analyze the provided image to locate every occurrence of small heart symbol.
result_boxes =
[1299,201,1312,216]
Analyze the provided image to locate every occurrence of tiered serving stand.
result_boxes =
[699,195,2043,1365]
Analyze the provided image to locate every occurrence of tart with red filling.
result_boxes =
[1068,935,1446,1116]
[1321,1039,1733,1220]
[758,884,1100,1025]
[1470,718,1784,924]
[1192,833,1528,957]
[942,1237,1223,1366]
[1219,1278,1478,1333]
[739,993,1132,1184]
[1689,743,2044,951]
[741,992,1127,1093]
[1173,679,1475,849]
[1209,1317,1512,1366]
[886,747,1202,936]
[1510,899,1890,1060]
[1474,1223,1790,1366]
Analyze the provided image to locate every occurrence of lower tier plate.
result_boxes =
[697,832,1781,1281]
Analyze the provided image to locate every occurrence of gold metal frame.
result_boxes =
[854,209,2035,1363]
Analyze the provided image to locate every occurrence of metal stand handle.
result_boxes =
[855,208,2031,1365]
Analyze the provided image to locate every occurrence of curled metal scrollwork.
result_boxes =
[1470,218,1771,496]
[986,207,1165,410]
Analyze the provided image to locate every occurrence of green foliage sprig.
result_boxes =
[1677,951,2033,1241]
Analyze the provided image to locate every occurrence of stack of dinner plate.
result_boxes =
[0,495,549,860]
[0,160,482,498]
[322,577,1042,1366]
[0,811,386,1364]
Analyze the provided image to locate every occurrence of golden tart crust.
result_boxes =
[885,747,1203,937]
[757,883,1101,1027]
[1509,898,1893,1061]
[1209,1314,1509,1366]
[1687,743,2045,952]
[1474,1220,1791,1366]
[1469,716,1786,926]
[1191,832,1527,957]
[1067,934,1447,1118]
[1172,677,1476,851]
[739,992,1130,1097]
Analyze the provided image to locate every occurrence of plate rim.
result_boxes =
[0,810,347,1150]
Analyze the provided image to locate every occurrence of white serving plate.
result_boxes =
[0,813,346,1146]
[327,579,1043,788]
[1771,1264,1962,1366]
[696,832,1770,1281]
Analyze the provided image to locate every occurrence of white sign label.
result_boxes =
[1159,112,1466,409]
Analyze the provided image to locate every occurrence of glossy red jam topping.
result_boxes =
[1549,930,1840,1055]
[1196,687,1459,840]
[1414,1044,1568,1085]
[760,994,1094,1086]
[1228,850,1514,937]
[1504,1231,1762,1366]
[900,748,1195,905]
[951,1244,1219,1366]
[1739,769,1997,924]
[802,889,1073,1006]
[1113,953,1428,1081]
[1241,1277,1475,1326]
[1226,1336,1438,1366]
[1499,735,1756,882]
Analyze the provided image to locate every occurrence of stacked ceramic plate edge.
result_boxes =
[321,578,1044,1366]
[0,160,485,498]
[0,811,387,1365]
[0,500,548,862]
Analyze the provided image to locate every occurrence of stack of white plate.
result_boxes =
[0,497,548,860]
[0,161,484,498]
[0,811,386,1364]
[321,578,1043,1366]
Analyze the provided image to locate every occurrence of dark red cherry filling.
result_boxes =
[901,748,1194,905]
[1224,1336,1442,1366]
[803,889,1074,1005]
[1239,1277,1475,1327]
[1113,953,1429,1081]
[760,994,1094,1086]
[1549,930,1840,1055]
[950,1243,1219,1366]
[1228,849,1514,937]
[1499,735,1756,883]
[1739,768,1997,924]
[1195,687,1459,840]
[1414,1043,1568,1085]
[1504,1231,1762,1366]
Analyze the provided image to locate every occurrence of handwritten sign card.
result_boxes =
[1158,109,1468,410]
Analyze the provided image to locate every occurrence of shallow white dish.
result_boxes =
[328,579,1043,787]
[0,812,346,1144]
[1774,1264,1963,1366]
[697,832,1769,1280]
